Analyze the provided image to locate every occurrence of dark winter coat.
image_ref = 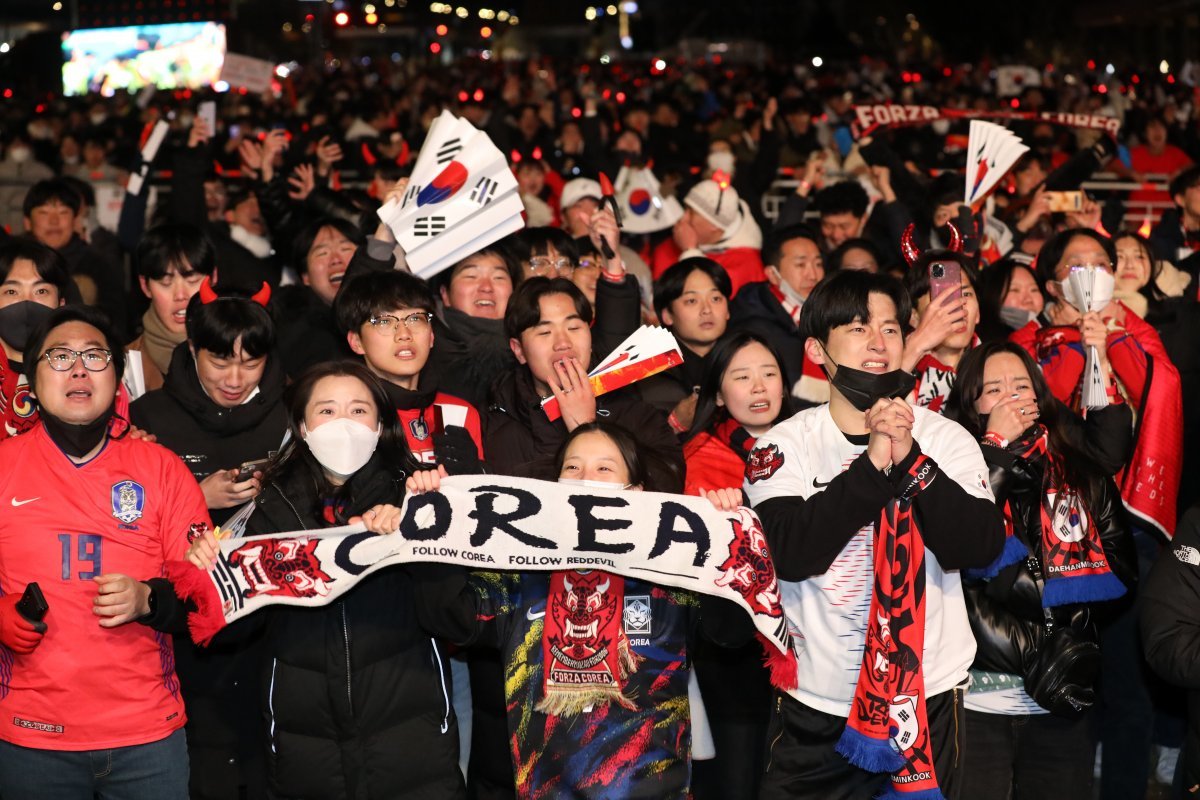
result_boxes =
[242,456,466,800]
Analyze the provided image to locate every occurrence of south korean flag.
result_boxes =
[614,165,684,234]
[377,110,525,280]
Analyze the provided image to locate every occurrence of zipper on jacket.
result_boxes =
[267,657,279,753]
[765,694,784,773]
[341,603,353,712]
[430,638,451,734]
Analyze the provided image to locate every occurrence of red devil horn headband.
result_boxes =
[900,224,921,267]
[198,277,271,308]
[899,222,963,269]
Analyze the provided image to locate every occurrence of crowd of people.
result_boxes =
[0,45,1198,800]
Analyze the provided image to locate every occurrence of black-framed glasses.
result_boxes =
[368,312,434,334]
[576,257,602,271]
[528,256,574,276]
[42,347,113,372]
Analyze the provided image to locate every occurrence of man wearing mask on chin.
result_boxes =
[0,305,210,799]
[744,270,1004,800]
[0,240,71,440]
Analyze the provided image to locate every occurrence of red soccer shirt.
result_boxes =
[396,392,484,465]
[0,425,211,750]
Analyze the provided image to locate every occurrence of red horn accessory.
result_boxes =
[250,282,271,307]
[900,223,922,267]
[198,277,219,304]
[945,221,963,253]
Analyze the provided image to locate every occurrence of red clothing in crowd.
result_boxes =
[650,238,766,298]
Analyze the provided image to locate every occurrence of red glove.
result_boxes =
[0,594,45,655]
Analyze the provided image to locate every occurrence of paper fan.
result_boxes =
[377,110,524,280]
[964,120,1029,208]
[614,165,684,234]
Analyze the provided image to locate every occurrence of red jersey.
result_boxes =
[396,391,484,465]
[0,425,211,750]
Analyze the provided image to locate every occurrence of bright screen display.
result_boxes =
[62,21,227,96]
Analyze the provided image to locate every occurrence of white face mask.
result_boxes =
[8,148,31,164]
[558,479,631,491]
[707,151,736,175]
[769,267,807,307]
[999,305,1037,330]
[302,418,381,479]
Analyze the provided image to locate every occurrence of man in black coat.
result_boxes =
[729,224,829,408]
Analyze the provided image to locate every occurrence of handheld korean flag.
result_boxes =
[542,326,684,421]
[376,110,524,280]
[964,120,1028,209]
[615,165,684,234]
[1063,266,1116,409]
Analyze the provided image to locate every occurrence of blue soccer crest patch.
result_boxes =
[112,480,145,524]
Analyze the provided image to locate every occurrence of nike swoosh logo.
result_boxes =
[812,478,831,489]
[10,497,39,507]
[526,609,546,621]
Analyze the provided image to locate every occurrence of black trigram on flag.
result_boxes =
[413,216,447,237]
[402,183,420,207]
[436,138,463,165]
[470,176,499,205]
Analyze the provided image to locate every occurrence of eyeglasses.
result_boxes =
[42,347,113,372]
[576,258,602,272]
[1066,261,1112,270]
[528,256,574,276]
[368,312,434,334]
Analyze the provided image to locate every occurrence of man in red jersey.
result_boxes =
[0,305,210,799]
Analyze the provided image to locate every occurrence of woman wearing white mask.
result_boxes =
[192,360,466,800]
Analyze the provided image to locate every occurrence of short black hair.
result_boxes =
[799,269,911,344]
[1034,227,1117,289]
[1170,165,1200,200]
[653,257,732,320]
[333,270,436,335]
[763,224,821,269]
[433,243,523,293]
[827,237,885,272]
[509,227,579,265]
[24,304,125,395]
[291,217,364,276]
[22,179,82,218]
[504,276,593,340]
[812,181,868,220]
[185,287,275,359]
[135,223,217,281]
[0,239,72,298]
[58,175,95,209]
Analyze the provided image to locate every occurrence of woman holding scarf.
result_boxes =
[183,360,466,800]
[682,330,793,800]
[399,420,753,800]
[944,341,1136,798]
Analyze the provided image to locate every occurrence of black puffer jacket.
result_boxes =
[244,458,466,800]
[129,343,288,526]
[1141,505,1200,791]
[965,440,1137,680]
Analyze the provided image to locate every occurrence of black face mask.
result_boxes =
[0,301,54,355]
[39,403,114,458]
[820,347,916,412]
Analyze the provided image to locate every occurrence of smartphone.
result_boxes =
[198,101,216,134]
[929,260,963,303]
[16,582,48,633]
[1044,190,1084,212]
[235,458,271,483]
